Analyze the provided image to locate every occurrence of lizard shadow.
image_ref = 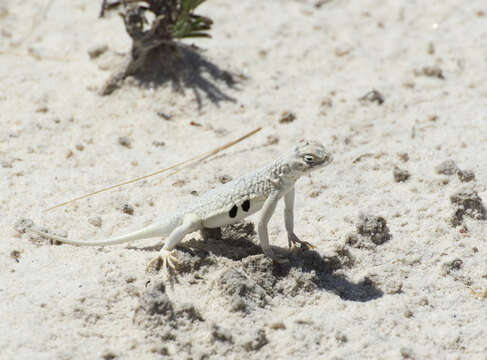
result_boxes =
[184,225,383,302]
[273,249,384,302]
[131,46,239,110]
[130,223,383,302]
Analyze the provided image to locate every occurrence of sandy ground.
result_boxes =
[2,0,487,359]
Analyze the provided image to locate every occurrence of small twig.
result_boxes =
[43,127,262,212]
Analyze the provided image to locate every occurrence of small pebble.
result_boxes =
[75,144,84,151]
[35,106,48,113]
[279,111,296,124]
[218,175,232,184]
[121,204,134,215]
[152,141,165,147]
[435,160,458,175]
[397,152,409,162]
[156,111,172,120]
[118,136,132,148]
[359,89,385,105]
[400,347,415,359]
[88,216,102,227]
[450,190,486,226]
[266,135,279,145]
[10,250,21,262]
[458,169,475,182]
[87,44,108,59]
[415,65,445,79]
[320,97,333,108]
[393,166,410,182]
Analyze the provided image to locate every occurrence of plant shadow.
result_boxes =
[131,46,238,109]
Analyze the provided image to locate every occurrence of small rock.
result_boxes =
[335,331,348,343]
[359,89,385,105]
[265,135,279,145]
[400,347,415,359]
[393,166,410,182]
[450,190,486,226]
[308,190,321,198]
[118,136,132,148]
[442,258,463,275]
[156,111,172,120]
[458,169,475,182]
[356,214,391,245]
[10,250,22,262]
[218,175,232,184]
[102,351,117,360]
[418,297,429,306]
[334,45,352,57]
[87,44,108,59]
[270,322,286,330]
[320,97,333,108]
[88,216,102,227]
[172,179,186,188]
[397,152,409,162]
[35,106,48,113]
[415,65,445,79]
[75,144,84,151]
[404,309,413,318]
[121,204,134,215]
[279,111,296,124]
[152,141,165,147]
[435,160,458,175]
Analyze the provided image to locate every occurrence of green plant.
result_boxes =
[99,0,214,95]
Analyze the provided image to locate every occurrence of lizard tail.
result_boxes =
[30,216,181,246]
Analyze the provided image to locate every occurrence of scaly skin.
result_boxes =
[28,140,333,276]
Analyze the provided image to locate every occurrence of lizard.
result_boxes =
[27,140,333,274]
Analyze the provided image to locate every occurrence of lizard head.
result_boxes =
[291,140,332,173]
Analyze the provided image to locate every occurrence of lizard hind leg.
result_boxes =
[146,213,202,275]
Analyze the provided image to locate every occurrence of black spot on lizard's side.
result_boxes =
[242,199,250,212]
[229,205,238,218]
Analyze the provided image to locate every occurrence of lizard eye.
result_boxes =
[304,155,315,163]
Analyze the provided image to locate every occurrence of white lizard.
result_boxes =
[28,140,332,273]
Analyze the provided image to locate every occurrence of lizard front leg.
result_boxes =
[258,192,288,263]
[284,187,315,249]
[146,213,201,275]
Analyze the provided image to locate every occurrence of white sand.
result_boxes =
[2,0,487,358]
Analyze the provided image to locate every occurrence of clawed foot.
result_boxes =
[288,233,315,250]
[146,249,180,275]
